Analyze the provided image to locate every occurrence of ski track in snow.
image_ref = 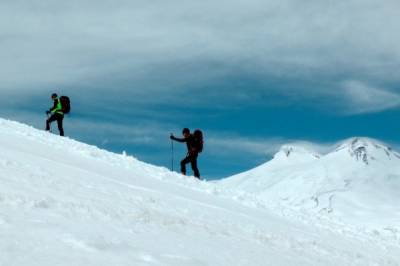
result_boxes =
[0,119,400,266]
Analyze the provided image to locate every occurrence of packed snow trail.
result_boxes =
[0,119,399,266]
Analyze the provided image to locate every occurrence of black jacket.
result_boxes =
[171,135,198,154]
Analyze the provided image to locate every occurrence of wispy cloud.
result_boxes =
[58,117,181,150]
[342,81,400,114]
[1,0,400,114]
[206,135,336,157]
[207,137,284,157]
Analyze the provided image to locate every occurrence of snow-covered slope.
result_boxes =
[223,138,400,229]
[1,119,399,266]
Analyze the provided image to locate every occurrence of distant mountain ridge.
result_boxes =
[223,137,400,228]
[278,137,399,162]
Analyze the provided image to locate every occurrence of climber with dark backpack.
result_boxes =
[170,128,204,179]
[45,93,71,136]
[59,96,71,114]
[193,129,204,153]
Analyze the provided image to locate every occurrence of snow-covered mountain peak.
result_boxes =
[335,137,386,152]
[279,145,320,157]
[274,144,321,162]
[223,136,400,232]
[333,137,399,165]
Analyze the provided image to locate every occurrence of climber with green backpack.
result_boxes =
[45,93,70,136]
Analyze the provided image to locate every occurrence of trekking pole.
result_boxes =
[171,139,174,172]
[171,135,174,172]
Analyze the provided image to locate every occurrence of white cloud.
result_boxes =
[1,0,400,113]
[206,137,284,157]
[206,136,335,157]
[342,81,400,114]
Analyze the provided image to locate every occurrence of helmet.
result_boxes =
[51,93,58,99]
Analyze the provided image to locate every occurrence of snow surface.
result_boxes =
[1,118,399,265]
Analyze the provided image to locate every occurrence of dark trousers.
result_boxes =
[46,113,64,136]
[181,153,200,179]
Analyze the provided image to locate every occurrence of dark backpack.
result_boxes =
[193,129,204,153]
[60,96,71,114]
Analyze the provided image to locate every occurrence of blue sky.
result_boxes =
[1,0,400,179]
